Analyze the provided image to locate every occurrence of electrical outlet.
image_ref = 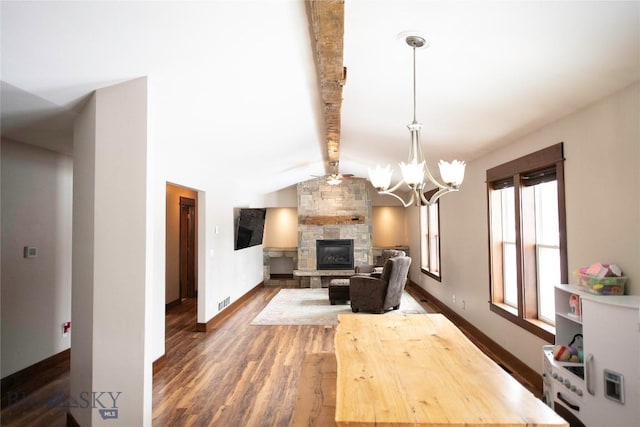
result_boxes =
[62,321,71,336]
[452,294,456,304]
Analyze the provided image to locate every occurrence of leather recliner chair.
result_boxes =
[349,256,412,314]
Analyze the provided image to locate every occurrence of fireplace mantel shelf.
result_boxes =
[303,215,365,225]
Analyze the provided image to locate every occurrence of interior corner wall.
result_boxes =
[0,139,73,378]
[71,77,150,426]
[264,185,297,207]
[71,93,97,427]
[371,206,408,247]
[263,208,298,248]
[408,82,640,373]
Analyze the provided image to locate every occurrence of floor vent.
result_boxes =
[218,296,231,311]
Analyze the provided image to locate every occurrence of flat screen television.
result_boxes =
[234,208,267,250]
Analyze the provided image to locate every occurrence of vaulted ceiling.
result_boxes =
[2,1,639,194]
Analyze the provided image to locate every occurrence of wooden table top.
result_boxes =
[334,313,568,427]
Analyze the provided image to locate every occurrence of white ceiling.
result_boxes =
[2,1,639,194]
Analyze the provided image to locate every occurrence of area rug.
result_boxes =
[251,288,426,326]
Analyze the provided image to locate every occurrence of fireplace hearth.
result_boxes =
[316,239,354,270]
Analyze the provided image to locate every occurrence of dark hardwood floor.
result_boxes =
[2,286,349,426]
[1,366,70,427]
[152,286,342,426]
[1,285,536,426]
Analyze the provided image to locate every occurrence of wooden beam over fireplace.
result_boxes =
[303,215,364,225]
[306,0,345,166]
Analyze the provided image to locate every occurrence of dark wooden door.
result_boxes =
[179,197,196,299]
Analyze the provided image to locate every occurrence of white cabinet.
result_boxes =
[581,296,640,427]
[551,284,640,427]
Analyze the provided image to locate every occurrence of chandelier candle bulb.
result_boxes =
[438,160,466,187]
[368,164,393,190]
[399,160,425,187]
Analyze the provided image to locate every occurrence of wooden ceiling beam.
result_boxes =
[307,0,345,167]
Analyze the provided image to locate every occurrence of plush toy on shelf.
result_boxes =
[553,333,584,363]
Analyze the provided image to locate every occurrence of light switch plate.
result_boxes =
[23,246,37,258]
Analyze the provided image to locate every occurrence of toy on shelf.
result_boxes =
[568,293,581,319]
[553,333,583,363]
[578,262,623,279]
[575,262,627,295]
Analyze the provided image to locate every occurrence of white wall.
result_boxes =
[408,83,640,373]
[1,139,73,378]
[263,208,298,248]
[371,206,408,247]
[264,185,297,207]
[71,78,150,426]
[70,95,96,427]
[147,87,265,344]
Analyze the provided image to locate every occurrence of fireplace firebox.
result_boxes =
[316,239,354,270]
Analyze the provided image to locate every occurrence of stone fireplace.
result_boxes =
[295,177,373,286]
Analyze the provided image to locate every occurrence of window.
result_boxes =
[487,143,567,342]
[420,189,441,281]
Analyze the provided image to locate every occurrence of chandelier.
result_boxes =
[368,35,466,207]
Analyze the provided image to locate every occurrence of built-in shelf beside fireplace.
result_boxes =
[263,247,298,286]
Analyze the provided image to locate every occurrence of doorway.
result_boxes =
[179,196,196,299]
[165,183,198,312]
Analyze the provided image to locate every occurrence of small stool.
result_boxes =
[329,278,350,305]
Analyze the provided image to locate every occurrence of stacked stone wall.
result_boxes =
[297,178,373,270]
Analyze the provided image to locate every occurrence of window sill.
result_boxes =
[421,268,441,282]
[490,302,555,343]
[526,317,556,337]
